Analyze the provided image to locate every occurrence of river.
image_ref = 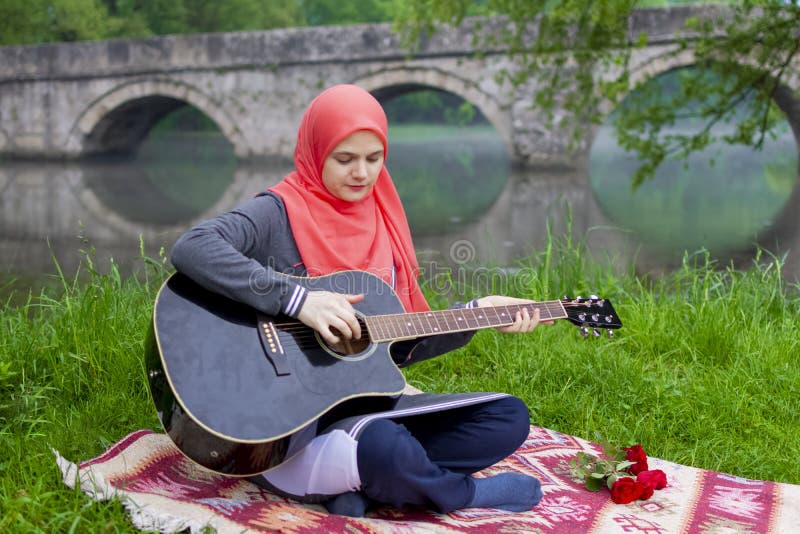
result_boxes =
[1,118,797,305]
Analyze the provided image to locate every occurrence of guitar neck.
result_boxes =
[364,301,567,342]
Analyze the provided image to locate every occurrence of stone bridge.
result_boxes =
[2,5,797,166]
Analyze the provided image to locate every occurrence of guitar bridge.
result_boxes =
[257,315,290,376]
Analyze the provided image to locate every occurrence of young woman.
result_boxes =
[170,84,545,517]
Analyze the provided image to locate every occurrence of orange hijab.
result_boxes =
[270,84,430,313]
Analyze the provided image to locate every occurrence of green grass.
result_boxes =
[0,245,169,532]
[412,244,800,484]
[1,236,799,531]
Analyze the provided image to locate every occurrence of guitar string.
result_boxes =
[270,303,613,344]
[271,302,595,328]
[270,302,607,333]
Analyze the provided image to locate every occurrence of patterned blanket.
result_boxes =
[56,427,800,533]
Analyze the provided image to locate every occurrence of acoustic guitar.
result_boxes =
[145,270,622,476]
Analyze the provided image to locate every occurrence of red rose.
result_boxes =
[638,483,654,500]
[610,477,645,504]
[637,469,668,491]
[624,444,649,475]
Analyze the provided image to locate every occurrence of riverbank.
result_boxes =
[1,238,798,531]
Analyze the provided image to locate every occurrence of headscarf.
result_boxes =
[270,84,430,312]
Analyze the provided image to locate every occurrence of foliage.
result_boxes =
[395,0,800,188]
[177,0,303,34]
[300,0,397,26]
[0,0,305,44]
[0,0,400,45]
[0,0,110,44]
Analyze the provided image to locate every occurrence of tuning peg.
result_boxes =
[562,295,571,302]
[592,328,601,337]
[607,330,614,339]
[592,313,600,322]
[589,294,599,301]
[579,326,589,337]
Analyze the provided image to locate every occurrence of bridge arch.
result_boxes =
[351,67,513,152]
[602,49,800,149]
[589,53,800,265]
[65,79,252,158]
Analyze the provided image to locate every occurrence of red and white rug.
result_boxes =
[55,427,800,533]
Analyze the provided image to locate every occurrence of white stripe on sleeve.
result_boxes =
[285,285,306,316]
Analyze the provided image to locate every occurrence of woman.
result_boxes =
[170,84,545,517]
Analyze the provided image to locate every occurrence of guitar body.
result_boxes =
[146,271,407,476]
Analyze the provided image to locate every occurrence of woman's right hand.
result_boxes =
[297,291,365,345]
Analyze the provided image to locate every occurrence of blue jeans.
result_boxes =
[356,395,530,513]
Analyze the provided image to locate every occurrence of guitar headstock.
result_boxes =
[562,295,622,338]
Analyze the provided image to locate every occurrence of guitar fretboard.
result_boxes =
[364,301,568,342]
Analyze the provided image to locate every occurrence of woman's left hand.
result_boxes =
[475,295,554,334]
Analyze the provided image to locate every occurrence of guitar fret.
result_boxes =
[382,315,393,339]
[388,314,402,339]
[408,313,422,336]
[465,308,481,329]
[495,306,513,325]
[385,316,396,340]
[377,315,390,340]
[372,315,389,341]
[458,313,468,328]
[486,306,506,327]
[540,304,556,320]
[541,302,567,320]
[421,312,435,335]
[365,316,382,342]
[448,310,461,331]
[404,313,420,337]
[412,313,427,336]
[429,311,444,334]
[396,313,410,337]
[504,306,519,323]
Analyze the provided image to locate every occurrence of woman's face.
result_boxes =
[321,130,385,202]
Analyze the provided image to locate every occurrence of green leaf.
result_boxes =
[585,476,604,492]
[616,460,636,471]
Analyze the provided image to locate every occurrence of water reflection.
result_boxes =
[1,125,799,302]
[81,132,236,226]
[0,133,594,285]
[0,154,287,282]
[389,126,510,236]
[591,130,795,258]
[590,67,798,263]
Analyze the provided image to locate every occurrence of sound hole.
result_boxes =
[328,335,371,356]
[327,316,372,358]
